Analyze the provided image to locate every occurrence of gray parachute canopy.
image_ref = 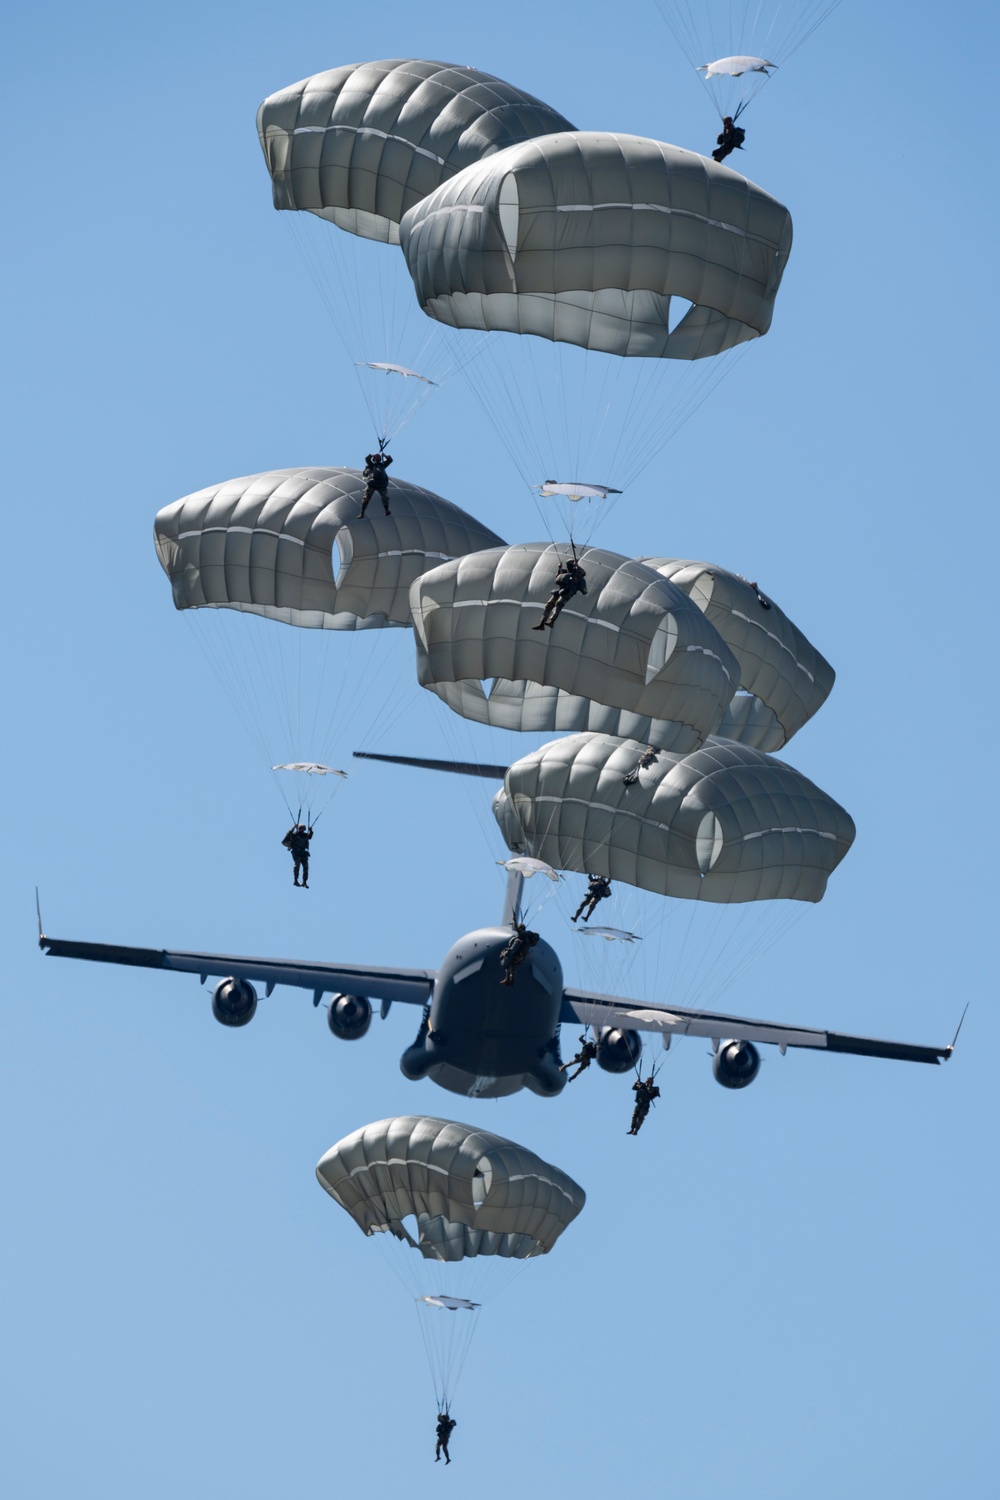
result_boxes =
[316,1116,586,1261]
[154,467,505,631]
[640,559,835,751]
[410,543,740,752]
[493,732,855,903]
[256,59,576,245]
[399,131,792,359]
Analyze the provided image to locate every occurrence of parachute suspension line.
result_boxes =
[701,901,806,1008]
[769,1,844,65]
[415,1248,536,1406]
[415,1301,481,1412]
[627,338,753,488]
[533,345,644,551]
[183,613,278,774]
[521,346,605,552]
[414,671,572,901]
[542,344,703,546]
[521,789,652,1006]
[451,322,751,551]
[516,869,563,928]
[275,785,296,822]
[445,333,549,495]
[639,888,722,1011]
[416,1303,448,1412]
[633,1046,662,1086]
[458,332,552,487]
[368,1230,478,1410]
[182,603,422,822]
[281,215,477,444]
[638,890,807,1014]
[498,745,815,1013]
[456,347,570,536]
[313,628,400,755]
[282,213,370,371]
[224,614,290,764]
[655,0,844,119]
[352,635,430,752]
[453,325,723,544]
[423,695,524,864]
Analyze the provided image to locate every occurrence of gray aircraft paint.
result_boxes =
[38,865,951,1093]
[401,926,566,1098]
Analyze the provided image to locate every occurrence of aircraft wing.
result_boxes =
[38,931,436,1008]
[560,989,953,1066]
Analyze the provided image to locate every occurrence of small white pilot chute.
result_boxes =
[496,857,560,882]
[576,926,641,944]
[535,481,624,539]
[355,362,438,435]
[357,362,437,384]
[271,763,348,823]
[698,56,776,79]
[656,0,843,121]
[271,763,348,776]
[537,481,622,501]
[420,1296,481,1312]
[352,362,441,443]
[497,855,562,923]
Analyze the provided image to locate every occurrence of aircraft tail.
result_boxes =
[354,752,519,923]
[352,751,507,780]
[501,869,524,927]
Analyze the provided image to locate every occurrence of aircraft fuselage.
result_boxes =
[399,927,566,1098]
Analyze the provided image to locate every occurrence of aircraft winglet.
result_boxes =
[946,1003,969,1058]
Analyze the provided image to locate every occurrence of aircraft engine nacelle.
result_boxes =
[596,1027,642,1074]
[211,978,258,1028]
[327,994,372,1041]
[713,1039,761,1090]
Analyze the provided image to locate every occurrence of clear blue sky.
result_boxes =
[2,4,996,1497]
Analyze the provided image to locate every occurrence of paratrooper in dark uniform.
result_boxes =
[531,557,587,630]
[499,921,540,987]
[747,579,771,610]
[627,1075,661,1136]
[712,116,745,163]
[560,1032,599,1081]
[281,824,313,887]
[572,874,612,924]
[435,1412,457,1463]
[359,451,392,518]
[622,746,659,788]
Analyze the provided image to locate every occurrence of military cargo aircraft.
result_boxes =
[38,869,954,1101]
